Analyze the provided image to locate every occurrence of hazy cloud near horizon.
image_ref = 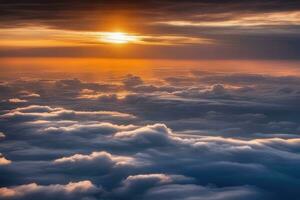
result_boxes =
[1,0,300,59]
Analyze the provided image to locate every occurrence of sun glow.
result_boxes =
[100,32,138,44]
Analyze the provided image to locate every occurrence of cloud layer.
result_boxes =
[1,71,300,199]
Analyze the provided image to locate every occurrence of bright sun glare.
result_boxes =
[100,32,138,44]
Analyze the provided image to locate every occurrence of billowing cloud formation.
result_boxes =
[1,71,300,199]
[0,132,5,139]
[53,151,135,176]
[1,105,135,120]
[114,174,185,197]
[8,98,27,103]
[0,181,100,200]
[114,124,178,147]
[0,153,11,165]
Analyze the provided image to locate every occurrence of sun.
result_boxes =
[100,32,138,44]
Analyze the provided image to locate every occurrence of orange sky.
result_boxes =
[1,1,300,78]
[1,58,300,82]
[1,1,300,60]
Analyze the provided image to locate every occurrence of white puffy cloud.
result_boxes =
[0,132,5,139]
[20,91,40,98]
[114,124,180,146]
[8,98,28,103]
[113,173,193,198]
[0,153,11,165]
[123,174,173,185]
[0,181,100,200]
[54,151,134,167]
[1,105,136,120]
[51,151,138,177]
[42,122,137,135]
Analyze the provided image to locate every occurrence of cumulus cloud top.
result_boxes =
[124,173,173,185]
[0,132,5,139]
[0,181,99,200]
[113,124,180,147]
[1,105,136,120]
[0,153,11,165]
[8,98,28,103]
[43,122,137,134]
[54,151,134,166]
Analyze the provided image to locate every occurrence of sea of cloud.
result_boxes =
[1,71,300,199]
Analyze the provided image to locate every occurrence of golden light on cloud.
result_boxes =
[99,32,139,44]
[155,11,300,27]
[0,26,213,48]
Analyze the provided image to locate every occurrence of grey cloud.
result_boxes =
[1,1,300,59]
[122,74,144,88]
[143,184,264,200]
[1,0,299,31]
[1,105,136,122]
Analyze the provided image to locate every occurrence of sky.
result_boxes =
[1,1,300,200]
[1,0,300,59]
